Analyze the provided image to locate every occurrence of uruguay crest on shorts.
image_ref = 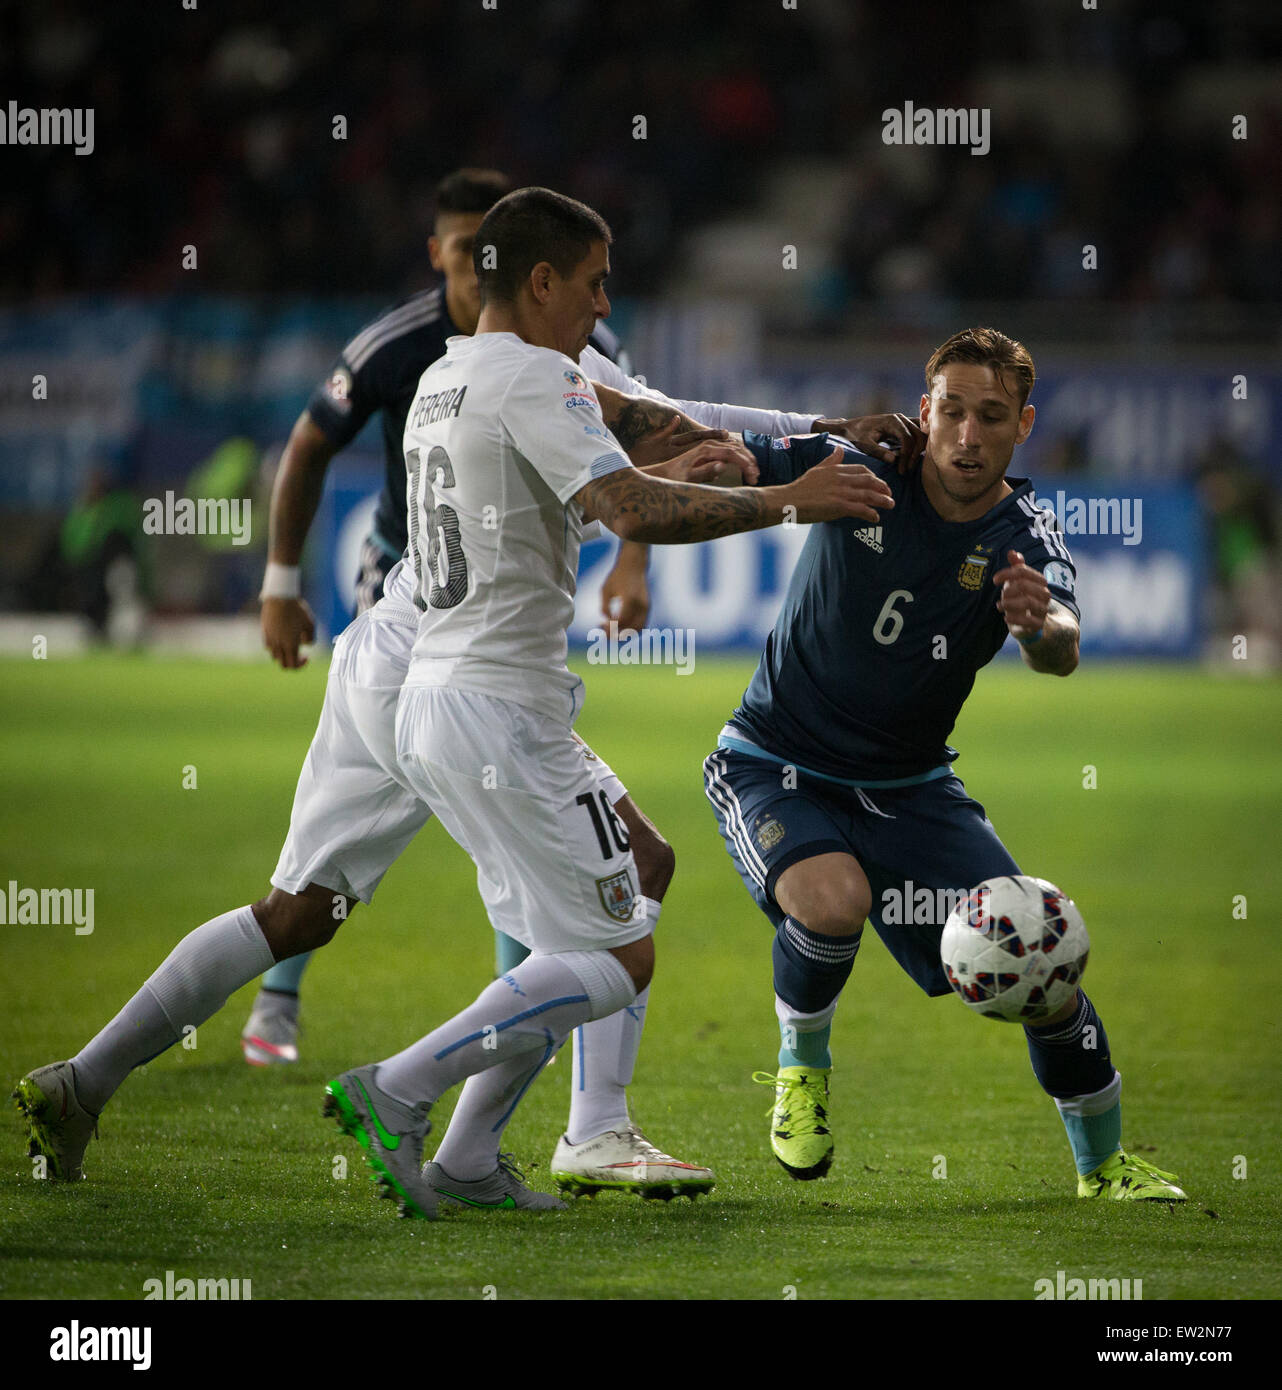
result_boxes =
[958,544,992,591]
[596,870,636,923]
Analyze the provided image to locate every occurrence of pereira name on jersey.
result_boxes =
[729,432,1079,784]
[306,288,630,561]
[401,333,631,724]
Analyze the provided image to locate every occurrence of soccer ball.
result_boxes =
[940,875,1090,1023]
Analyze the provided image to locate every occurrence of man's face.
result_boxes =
[543,239,611,359]
[919,363,1035,511]
[428,212,485,329]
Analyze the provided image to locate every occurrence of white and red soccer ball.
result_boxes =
[941,875,1090,1023]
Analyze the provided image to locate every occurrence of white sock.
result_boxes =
[774,993,840,1034]
[376,949,636,1107]
[566,987,648,1143]
[565,896,659,1143]
[431,1042,564,1181]
[71,905,274,1113]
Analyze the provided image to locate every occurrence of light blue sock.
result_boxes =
[1055,1072,1123,1175]
[261,950,313,994]
[779,1022,832,1070]
[494,929,530,976]
[1059,1104,1122,1175]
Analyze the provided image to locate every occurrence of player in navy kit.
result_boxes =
[704,327,1187,1201]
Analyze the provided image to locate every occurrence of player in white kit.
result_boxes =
[12,187,908,1212]
[11,428,749,1192]
[321,187,899,1219]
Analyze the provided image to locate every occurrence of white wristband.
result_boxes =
[260,562,302,600]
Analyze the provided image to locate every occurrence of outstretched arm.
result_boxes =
[593,381,756,473]
[591,382,758,629]
[576,451,894,545]
[584,346,924,468]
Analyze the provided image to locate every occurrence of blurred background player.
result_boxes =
[704,327,1186,1201]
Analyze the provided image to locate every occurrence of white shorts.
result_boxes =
[395,685,648,954]
[272,613,625,905]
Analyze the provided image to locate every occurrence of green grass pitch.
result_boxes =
[1,653,1279,1301]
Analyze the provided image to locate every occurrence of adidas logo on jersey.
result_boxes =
[854,525,884,553]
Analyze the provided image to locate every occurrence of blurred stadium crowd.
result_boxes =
[5,0,1280,311]
[2,0,1279,659]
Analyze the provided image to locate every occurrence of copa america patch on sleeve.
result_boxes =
[1043,561,1075,594]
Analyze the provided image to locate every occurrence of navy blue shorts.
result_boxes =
[702,747,1020,996]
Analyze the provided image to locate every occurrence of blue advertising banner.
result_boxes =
[317,471,1204,659]
[312,461,382,642]
[2,297,1276,513]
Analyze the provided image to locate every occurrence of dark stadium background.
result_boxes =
[1,0,1278,659]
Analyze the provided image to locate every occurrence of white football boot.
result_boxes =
[550,1123,715,1200]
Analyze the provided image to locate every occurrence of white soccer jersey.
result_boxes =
[402,332,631,723]
[579,343,818,439]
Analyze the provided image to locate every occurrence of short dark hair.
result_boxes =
[435,168,511,219]
[925,327,1036,407]
[474,187,612,305]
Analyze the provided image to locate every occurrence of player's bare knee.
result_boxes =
[795,902,866,937]
[776,856,871,936]
[609,935,654,993]
[252,885,350,959]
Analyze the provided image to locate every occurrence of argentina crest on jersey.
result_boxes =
[958,543,992,591]
[753,812,786,851]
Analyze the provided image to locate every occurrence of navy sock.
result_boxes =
[1023,991,1115,1099]
[772,917,861,1014]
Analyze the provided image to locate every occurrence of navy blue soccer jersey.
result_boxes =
[306,287,630,562]
[729,431,1080,783]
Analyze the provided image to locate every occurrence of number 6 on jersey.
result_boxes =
[873,589,914,645]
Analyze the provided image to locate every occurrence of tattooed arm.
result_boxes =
[591,381,758,477]
[992,549,1080,676]
[586,383,719,628]
[1015,600,1080,676]
[594,382,703,449]
[576,452,894,545]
